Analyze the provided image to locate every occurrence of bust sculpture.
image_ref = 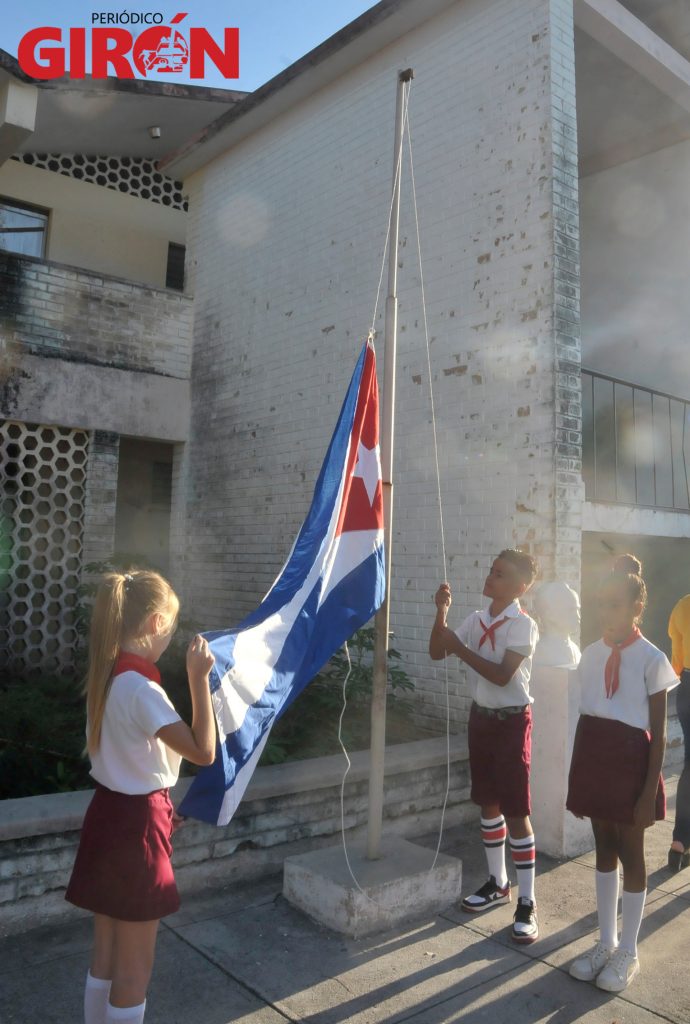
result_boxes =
[533,581,581,668]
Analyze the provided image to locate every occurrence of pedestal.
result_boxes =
[283,837,462,937]
[530,664,593,858]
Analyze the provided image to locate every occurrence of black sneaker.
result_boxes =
[461,875,511,913]
[511,897,538,943]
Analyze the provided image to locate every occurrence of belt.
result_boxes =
[472,701,528,720]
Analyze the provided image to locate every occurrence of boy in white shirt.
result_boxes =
[430,549,539,943]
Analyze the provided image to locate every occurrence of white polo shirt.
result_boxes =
[455,599,538,709]
[90,658,182,795]
[577,635,678,731]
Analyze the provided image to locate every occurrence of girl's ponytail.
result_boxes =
[85,574,126,754]
[84,569,179,754]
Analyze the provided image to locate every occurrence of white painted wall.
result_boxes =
[580,139,690,400]
[0,159,186,288]
[178,0,579,726]
[583,500,690,539]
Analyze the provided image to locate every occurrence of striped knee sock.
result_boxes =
[510,833,536,903]
[481,815,508,887]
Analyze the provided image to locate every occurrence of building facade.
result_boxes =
[0,54,242,671]
[3,0,690,734]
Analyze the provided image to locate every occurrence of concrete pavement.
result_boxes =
[1,771,688,1023]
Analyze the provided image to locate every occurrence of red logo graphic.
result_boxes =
[133,13,189,75]
[17,13,239,80]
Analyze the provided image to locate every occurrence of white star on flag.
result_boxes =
[352,441,381,507]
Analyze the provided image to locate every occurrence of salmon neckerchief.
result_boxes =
[603,626,641,698]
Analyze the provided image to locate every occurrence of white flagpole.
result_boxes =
[367,68,413,861]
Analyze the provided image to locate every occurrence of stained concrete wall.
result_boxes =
[0,251,192,440]
[179,0,582,727]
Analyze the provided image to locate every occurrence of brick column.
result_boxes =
[550,0,584,591]
[82,430,119,569]
[168,440,189,606]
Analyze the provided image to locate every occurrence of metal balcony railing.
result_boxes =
[582,369,690,512]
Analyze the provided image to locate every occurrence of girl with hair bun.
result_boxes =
[612,553,643,577]
[65,570,216,1024]
[566,555,678,993]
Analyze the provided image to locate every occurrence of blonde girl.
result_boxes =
[65,570,216,1024]
[566,555,678,993]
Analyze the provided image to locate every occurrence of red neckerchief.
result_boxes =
[478,615,510,651]
[113,651,161,684]
[603,626,641,698]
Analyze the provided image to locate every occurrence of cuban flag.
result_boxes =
[178,340,385,826]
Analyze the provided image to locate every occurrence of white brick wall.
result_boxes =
[181,0,582,726]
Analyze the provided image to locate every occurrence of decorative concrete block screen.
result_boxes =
[12,154,187,211]
[0,420,89,673]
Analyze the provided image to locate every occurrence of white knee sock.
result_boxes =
[595,869,619,948]
[84,971,111,1024]
[105,1001,146,1023]
[619,889,646,957]
[509,832,536,903]
[480,815,508,887]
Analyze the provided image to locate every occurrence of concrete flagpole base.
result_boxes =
[283,837,462,937]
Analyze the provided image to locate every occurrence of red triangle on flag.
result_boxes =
[336,345,383,536]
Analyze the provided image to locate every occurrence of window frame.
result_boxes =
[0,195,50,259]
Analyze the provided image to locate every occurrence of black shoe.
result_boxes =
[668,847,690,873]
[511,897,538,944]
[461,875,511,913]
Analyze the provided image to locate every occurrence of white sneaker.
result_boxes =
[595,947,640,992]
[569,941,616,981]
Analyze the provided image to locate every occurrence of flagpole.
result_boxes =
[367,68,413,861]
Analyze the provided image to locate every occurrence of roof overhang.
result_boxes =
[0,49,246,161]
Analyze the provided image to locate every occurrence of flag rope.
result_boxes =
[405,94,453,872]
[337,75,454,890]
[368,80,412,338]
[337,642,378,903]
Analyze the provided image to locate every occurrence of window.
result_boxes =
[0,198,48,258]
[166,242,185,291]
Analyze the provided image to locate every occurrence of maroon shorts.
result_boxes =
[468,702,532,818]
[566,715,665,826]
[65,784,180,921]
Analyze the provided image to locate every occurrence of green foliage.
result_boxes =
[259,626,418,765]
[0,669,92,799]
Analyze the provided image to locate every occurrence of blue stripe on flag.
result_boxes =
[178,341,384,825]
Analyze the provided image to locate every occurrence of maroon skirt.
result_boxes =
[567,715,665,826]
[65,784,180,921]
